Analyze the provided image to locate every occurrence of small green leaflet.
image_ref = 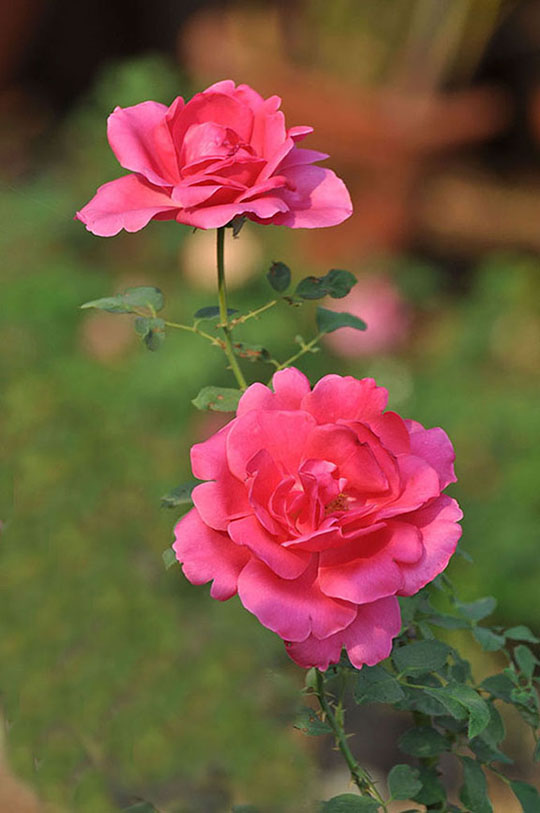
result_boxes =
[162,549,177,570]
[267,261,291,292]
[160,482,198,509]
[505,625,540,644]
[457,596,497,623]
[134,316,165,351]
[473,627,506,652]
[514,645,538,679]
[510,780,540,813]
[354,665,405,704]
[459,757,492,813]
[320,794,380,812]
[393,640,450,675]
[192,386,242,412]
[296,269,357,300]
[387,764,422,800]
[232,342,270,363]
[398,726,449,758]
[294,706,332,736]
[316,307,367,335]
[81,286,164,314]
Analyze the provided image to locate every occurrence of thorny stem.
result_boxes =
[230,298,278,326]
[314,670,388,809]
[216,227,248,390]
[270,332,324,378]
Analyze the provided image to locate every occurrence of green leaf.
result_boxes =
[481,673,515,702]
[296,269,357,300]
[482,703,506,746]
[457,596,497,623]
[413,766,445,806]
[473,627,506,651]
[470,737,513,765]
[160,482,198,509]
[81,286,163,314]
[452,685,491,738]
[534,738,540,762]
[294,707,332,736]
[232,342,270,363]
[316,307,367,335]
[423,687,469,721]
[459,757,492,813]
[510,686,540,727]
[514,644,538,679]
[353,665,405,704]
[267,261,291,292]
[193,305,238,320]
[134,316,165,351]
[506,626,540,644]
[162,548,177,570]
[321,793,380,811]
[393,640,451,675]
[192,386,241,412]
[387,764,422,800]
[398,726,449,758]
[510,780,540,813]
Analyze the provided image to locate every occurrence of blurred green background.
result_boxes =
[2,2,540,811]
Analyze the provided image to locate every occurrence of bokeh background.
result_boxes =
[2,1,540,811]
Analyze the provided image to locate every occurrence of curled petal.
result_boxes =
[190,423,233,481]
[286,596,401,670]
[237,558,356,642]
[406,420,457,489]
[173,508,250,600]
[192,479,251,532]
[236,368,311,417]
[107,101,178,185]
[75,174,178,237]
[398,496,463,596]
[229,515,310,579]
[267,164,353,228]
[302,375,388,424]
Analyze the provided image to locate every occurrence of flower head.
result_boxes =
[76,80,352,236]
[173,368,462,670]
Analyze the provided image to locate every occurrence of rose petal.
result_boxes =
[398,496,463,596]
[286,596,401,670]
[229,515,310,579]
[236,368,311,417]
[378,455,441,519]
[173,508,250,600]
[107,101,178,186]
[192,479,251,531]
[405,420,457,489]
[369,411,411,456]
[75,174,179,237]
[170,91,253,150]
[268,164,353,228]
[237,558,356,642]
[302,375,388,424]
[190,422,233,480]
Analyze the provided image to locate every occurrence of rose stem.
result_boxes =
[315,669,388,809]
[216,226,248,391]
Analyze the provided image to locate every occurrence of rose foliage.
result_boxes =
[173,368,462,670]
[76,79,352,236]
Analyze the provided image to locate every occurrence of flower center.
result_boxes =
[325,493,349,515]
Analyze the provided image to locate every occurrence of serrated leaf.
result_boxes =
[134,316,165,351]
[511,686,540,727]
[232,342,270,363]
[481,673,515,702]
[294,707,332,736]
[510,780,540,813]
[81,286,163,314]
[354,665,404,705]
[451,685,491,738]
[393,640,450,676]
[387,764,422,800]
[506,626,540,644]
[296,269,357,300]
[316,307,367,335]
[514,645,538,679]
[413,766,445,806]
[398,726,449,758]
[427,610,471,630]
[470,737,513,765]
[459,757,492,813]
[423,687,469,721]
[160,482,198,508]
[482,702,506,746]
[474,627,506,652]
[192,386,241,412]
[457,596,497,623]
[267,261,291,292]
[162,548,177,570]
[320,793,380,811]
[193,306,237,320]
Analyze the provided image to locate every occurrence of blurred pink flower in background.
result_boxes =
[76,79,352,236]
[173,368,462,670]
[325,276,410,357]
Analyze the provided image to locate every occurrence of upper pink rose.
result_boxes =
[173,368,462,671]
[75,79,353,236]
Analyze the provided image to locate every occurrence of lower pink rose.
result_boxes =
[173,368,462,670]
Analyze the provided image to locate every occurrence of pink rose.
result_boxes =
[324,276,410,357]
[173,368,462,670]
[76,80,352,236]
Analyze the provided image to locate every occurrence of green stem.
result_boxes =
[314,670,388,809]
[216,227,248,390]
[230,298,278,326]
